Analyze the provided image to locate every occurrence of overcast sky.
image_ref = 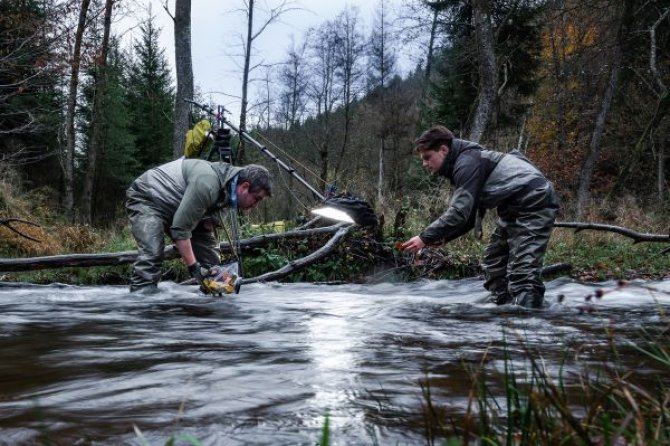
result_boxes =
[123,0,413,119]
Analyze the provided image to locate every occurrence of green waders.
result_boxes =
[481,184,559,308]
[126,188,220,293]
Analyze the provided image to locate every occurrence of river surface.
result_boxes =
[0,277,669,445]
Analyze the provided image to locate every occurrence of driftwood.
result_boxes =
[555,221,670,254]
[242,224,355,284]
[0,223,348,273]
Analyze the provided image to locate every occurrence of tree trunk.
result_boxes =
[239,0,254,165]
[64,0,91,223]
[377,139,384,206]
[81,0,114,225]
[172,0,193,158]
[549,3,567,153]
[423,7,438,92]
[468,0,497,143]
[576,0,632,217]
[659,140,666,203]
[0,224,348,273]
[319,139,329,192]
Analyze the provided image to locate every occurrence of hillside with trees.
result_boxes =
[1,0,668,251]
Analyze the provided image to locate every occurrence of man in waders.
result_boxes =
[401,125,559,308]
[125,159,272,294]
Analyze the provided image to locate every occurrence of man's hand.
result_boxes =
[188,262,211,294]
[401,235,426,252]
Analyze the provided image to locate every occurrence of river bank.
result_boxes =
[0,219,668,286]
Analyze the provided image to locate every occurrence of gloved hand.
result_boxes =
[188,262,212,294]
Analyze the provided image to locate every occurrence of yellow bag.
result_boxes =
[184,119,213,158]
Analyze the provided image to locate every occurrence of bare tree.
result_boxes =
[163,0,193,158]
[305,22,340,191]
[576,0,633,217]
[332,6,366,176]
[236,0,299,163]
[64,0,92,223]
[253,64,275,130]
[276,38,308,130]
[368,0,398,207]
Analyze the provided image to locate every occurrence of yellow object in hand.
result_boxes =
[202,279,235,296]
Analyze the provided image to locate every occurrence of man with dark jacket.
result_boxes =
[401,125,559,308]
[126,159,272,294]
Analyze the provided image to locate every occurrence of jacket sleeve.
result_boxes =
[419,154,483,245]
[170,174,221,240]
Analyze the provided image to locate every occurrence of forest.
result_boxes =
[0,0,668,259]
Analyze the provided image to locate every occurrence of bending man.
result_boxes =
[401,125,559,308]
[126,159,272,293]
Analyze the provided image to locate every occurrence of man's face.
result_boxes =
[236,181,268,210]
[419,145,448,173]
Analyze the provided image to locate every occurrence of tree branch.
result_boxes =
[243,223,354,283]
[0,219,41,243]
[554,221,670,244]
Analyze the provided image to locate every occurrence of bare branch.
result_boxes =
[161,0,175,21]
[554,221,670,244]
[0,219,42,243]
[243,223,354,284]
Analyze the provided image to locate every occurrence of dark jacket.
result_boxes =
[419,139,557,244]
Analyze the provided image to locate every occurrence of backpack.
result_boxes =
[184,119,213,159]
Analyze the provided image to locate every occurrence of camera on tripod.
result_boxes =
[210,127,233,164]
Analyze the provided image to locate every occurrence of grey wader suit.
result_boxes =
[419,139,559,308]
[126,158,242,292]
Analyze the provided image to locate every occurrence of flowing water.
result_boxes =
[0,277,669,445]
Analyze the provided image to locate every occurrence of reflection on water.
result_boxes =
[0,277,668,445]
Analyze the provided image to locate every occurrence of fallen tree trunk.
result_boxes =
[0,224,346,273]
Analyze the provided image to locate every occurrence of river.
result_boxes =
[0,277,669,445]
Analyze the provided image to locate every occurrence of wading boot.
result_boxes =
[491,292,512,306]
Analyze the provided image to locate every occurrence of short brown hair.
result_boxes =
[238,164,272,196]
[414,125,454,152]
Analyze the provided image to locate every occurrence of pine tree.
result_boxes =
[80,42,137,224]
[0,0,64,193]
[428,0,543,140]
[125,13,174,172]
